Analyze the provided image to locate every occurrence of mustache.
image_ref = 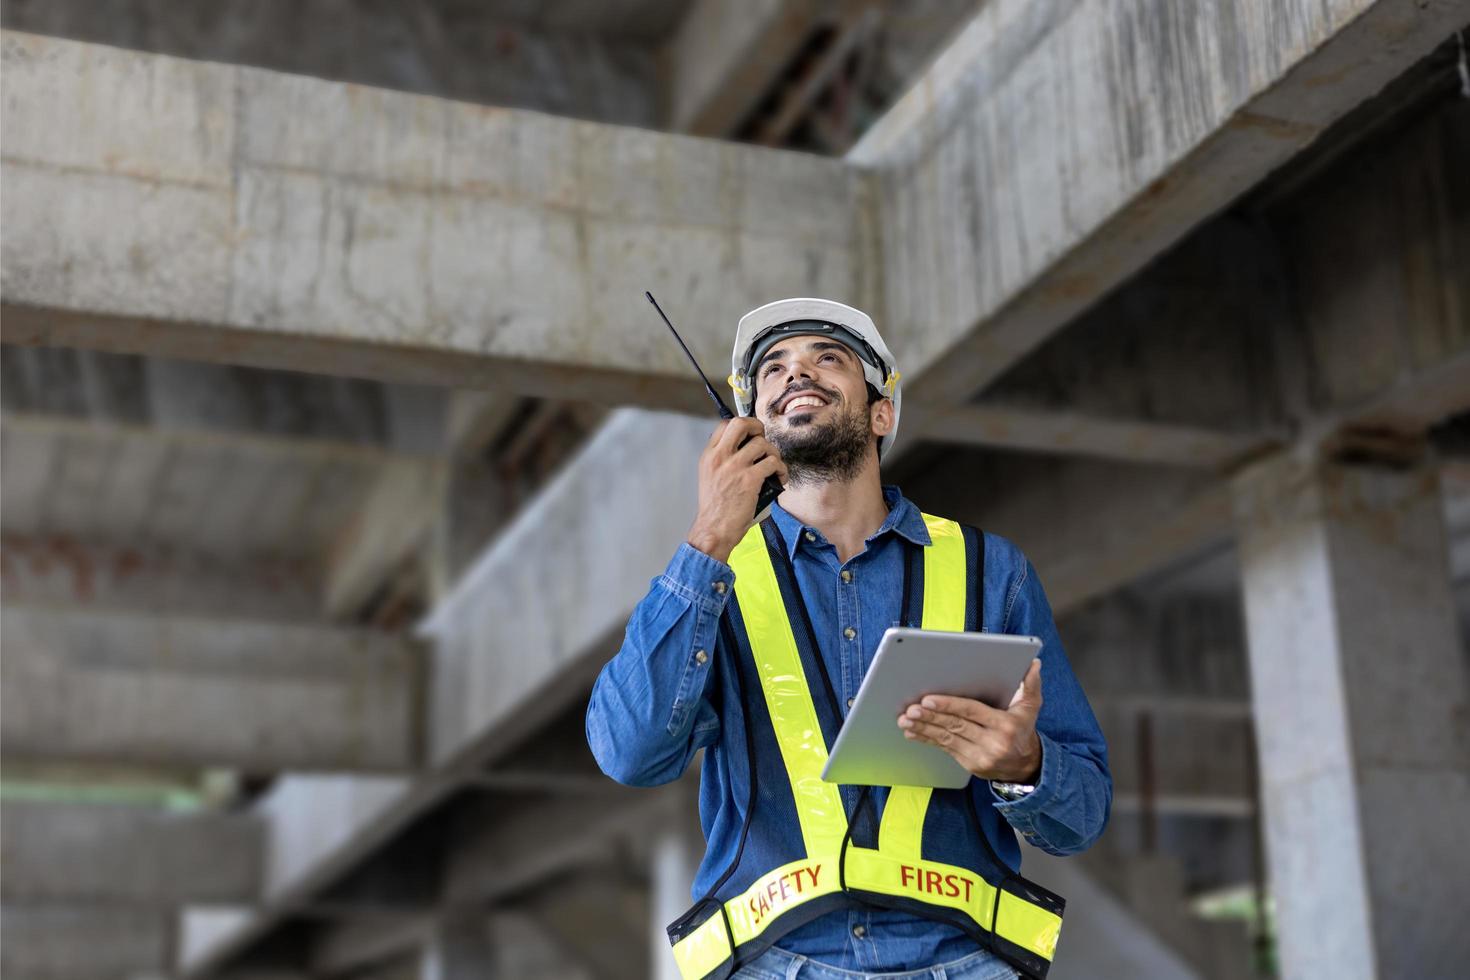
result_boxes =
[769,381,842,414]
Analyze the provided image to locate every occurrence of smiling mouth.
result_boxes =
[779,394,830,415]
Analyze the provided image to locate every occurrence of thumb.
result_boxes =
[1008,658,1043,714]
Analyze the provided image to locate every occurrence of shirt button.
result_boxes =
[852,924,867,939]
[694,650,708,665]
[843,627,856,640]
[840,570,853,583]
[804,531,817,542]
[846,697,855,709]
[712,581,727,595]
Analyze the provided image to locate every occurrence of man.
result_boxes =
[587,298,1110,980]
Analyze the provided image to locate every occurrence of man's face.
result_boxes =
[753,334,891,484]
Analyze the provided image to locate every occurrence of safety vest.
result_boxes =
[666,514,1066,980]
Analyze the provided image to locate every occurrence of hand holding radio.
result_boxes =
[645,292,788,556]
[687,417,788,564]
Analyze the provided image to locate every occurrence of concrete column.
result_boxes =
[1233,452,1470,979]
[650,802,703,980]
[421,909,494,980]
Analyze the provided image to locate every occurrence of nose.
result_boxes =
[781,353,820,385]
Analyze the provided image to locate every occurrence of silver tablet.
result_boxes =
[821,627,1042,789]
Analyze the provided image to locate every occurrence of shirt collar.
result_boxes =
[768,485,931,562]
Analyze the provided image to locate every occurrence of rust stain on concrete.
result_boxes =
[1228,111,1318,142]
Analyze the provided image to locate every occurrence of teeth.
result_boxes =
[784,396,825,412]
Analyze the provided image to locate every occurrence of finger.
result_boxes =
[1009,659,1043,715]
[900,721,996,773]
[918,694,1008,728]
[754,454,789,484]
[733,435,778,466]
[897,711,982,749]
[706,420,730,449]
[717,416,764,454]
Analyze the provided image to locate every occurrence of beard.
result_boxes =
[764,387,874,487]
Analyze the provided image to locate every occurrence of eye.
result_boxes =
[820,353,838,363]
[762,361,783,376]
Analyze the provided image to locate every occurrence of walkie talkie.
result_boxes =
[646,292,785,520]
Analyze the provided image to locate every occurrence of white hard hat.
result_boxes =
[729,298,902,459]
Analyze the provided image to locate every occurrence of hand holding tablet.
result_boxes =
[899,656,1043,785]
[820,628,1042,789]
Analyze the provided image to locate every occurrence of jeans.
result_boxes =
[734,945,1020,980]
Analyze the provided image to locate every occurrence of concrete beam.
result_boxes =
[323,456,447,619]
[1,800,262,904]
[852,0,1468,408]
[1,605,420,772]
[752,2,876,148]
[665,0,825,136]
[1272,94,1470,441]
[0,533,321,622]
[1,31,870,408]
[0,0,664,127]
[1109,794,1252,820]
[0,413,406,559]
[751,4,881,147]
[1,905,173,979]
[178,774,422,978]
[422,410,711,765]
[445,390,521,459]
[310,913,434,977]
[443,785,674,906]
[0,344,392,446]
[918,404,1271,469]
[905,452,1235,615]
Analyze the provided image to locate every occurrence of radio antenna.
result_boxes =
[646,291,734,419]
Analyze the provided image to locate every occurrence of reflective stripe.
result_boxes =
[920,514,967,634]
[671,912,732,979]
[728,529,846,855]
[882,515,965,852]
[725,857,841,944]
[843,848,1059,960]
[680,851,1057,960]
[844,848,995,924]
[670,850,1060,975]
[997,889,1063,961]
[876,785,930,858]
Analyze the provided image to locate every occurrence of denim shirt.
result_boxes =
[587,487,1111,972]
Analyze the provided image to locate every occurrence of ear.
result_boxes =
[869,397,895,437]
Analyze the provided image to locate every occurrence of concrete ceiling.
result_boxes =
[0,414,384,559]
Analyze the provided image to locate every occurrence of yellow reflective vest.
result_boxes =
[667,515,1066,979]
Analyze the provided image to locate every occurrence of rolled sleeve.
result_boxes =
[659,543,737,616]
[989,549,1113,856]
[586,544,735,786]
[991,731,1111,855]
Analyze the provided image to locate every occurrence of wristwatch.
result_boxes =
[992,781,1036,802]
